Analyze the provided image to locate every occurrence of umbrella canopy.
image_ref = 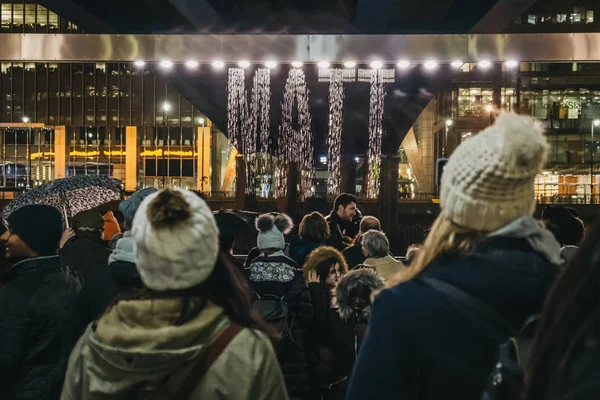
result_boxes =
[2,175,123,220]
[213,210,257,236]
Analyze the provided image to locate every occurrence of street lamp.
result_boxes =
[444,119,453,157]
[198,117,206,193]
[591,119,600,203]
[22,116,32,188]
[161,102,171,188]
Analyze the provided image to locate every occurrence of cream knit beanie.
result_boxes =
[440,112,548,232]
[132,188,219,291]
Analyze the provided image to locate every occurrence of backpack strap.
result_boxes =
[420,277,515,335]
[174,322,244,398]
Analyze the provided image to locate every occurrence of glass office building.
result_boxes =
[0,0,234,195]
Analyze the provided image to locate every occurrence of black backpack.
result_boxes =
[420,277,536,400]
[253,293,295,356]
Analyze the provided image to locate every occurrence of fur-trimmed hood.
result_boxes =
[302,246,348,278]
[332,268,384,321]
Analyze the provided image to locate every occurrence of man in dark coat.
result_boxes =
[59,210,111,282]
[0,205,81,400]
[326,193,358,251]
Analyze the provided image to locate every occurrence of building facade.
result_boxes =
[0,0,234,196]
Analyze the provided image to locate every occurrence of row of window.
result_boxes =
[516,6,595,25]
[0,1,80,33]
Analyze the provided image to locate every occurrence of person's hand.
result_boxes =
[307,270,319,283]
[60,228,74,249]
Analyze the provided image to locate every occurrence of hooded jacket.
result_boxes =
[347,217,561,400]
[303,248,383,397]
[0,255,81,400]
[61,299,287,400]
[59,231,112,283]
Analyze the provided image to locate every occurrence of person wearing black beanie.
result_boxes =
[0,204,81,400]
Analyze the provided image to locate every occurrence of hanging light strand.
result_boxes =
[276,68,314,199]
[327,69,344,196]
[367,69,386,198]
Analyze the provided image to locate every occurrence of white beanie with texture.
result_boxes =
[131,188,219,291]
[440,112,549,232]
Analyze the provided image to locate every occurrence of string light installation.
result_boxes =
[251,69,271,186]
[227,68,250,192]
[228,67,272,195]
[327,69,345,196]
[276,68,313,199]
[367,69,386,198]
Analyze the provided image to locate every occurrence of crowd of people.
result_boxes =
[0,111,598,400]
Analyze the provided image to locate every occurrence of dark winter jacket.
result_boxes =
[342,245,366,270]
[0,255,81,400]
[347,229,560,400]
[63,235,142,358]
[246,252,313,397]
[326,212,348,251]
[307,269,384,400]
[289,237,323,267]
[59,231,112,282]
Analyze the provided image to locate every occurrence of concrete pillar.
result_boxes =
[125,126,137,192]
[54,125,66,179]
[197,125,212,193]
[378,155,400,250]
[340,156,356,194]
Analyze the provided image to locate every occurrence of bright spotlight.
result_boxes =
[265,61,277,69]
[159,60,173,69]
[185,60,199,69]
[198,117,206,125]
[134,60,146,67]
[370,60,383,69]
[291,61,303,68]
[485,104,493,113]
[318,61,330,69]
[424,60,438,70]
[594,119,600,127]
[505,60,519,69]
[451,60,463,68]
[212,60,225,69]
[22,116,30,123]
[397,60,410,69]
[343,61,357,68]
[162,101,171,112]
[445,119,453,126]
[238,61,250,68]
[478,60,492,69]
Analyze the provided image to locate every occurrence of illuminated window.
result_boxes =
[48,10,58,31]
[587,10,594,24]
[37,4,48,27]
[12,2,24,27]
[1,4,11,30]
[528,14,537,24]
[557,14,567,23]
[572,7,585,23]
[25,4,35,26]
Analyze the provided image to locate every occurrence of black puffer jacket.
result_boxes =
[246,253,313,398]
[309,269,384,400]
[0,255,81,400]
[59,232,111,283]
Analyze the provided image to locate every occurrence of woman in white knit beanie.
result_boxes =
[346,112,563,400]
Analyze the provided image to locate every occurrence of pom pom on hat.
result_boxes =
[131,188,219,291]
[256,213,293,251]
[440,112,549,232]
